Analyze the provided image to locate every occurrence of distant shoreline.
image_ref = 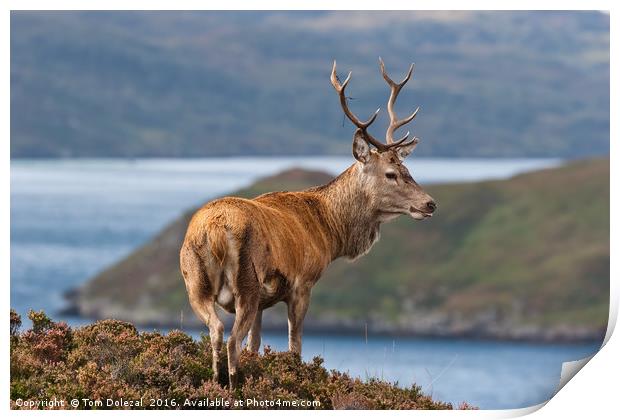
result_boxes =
[59,298,605,346]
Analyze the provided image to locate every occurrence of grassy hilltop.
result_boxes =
[70,159,609,342]
[11,310,463,410]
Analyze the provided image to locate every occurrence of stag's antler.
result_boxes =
[330,61,388,151]
[379,57,420,147]
[331,59,419,152]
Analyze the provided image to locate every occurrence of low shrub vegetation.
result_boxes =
[10,310,472,410]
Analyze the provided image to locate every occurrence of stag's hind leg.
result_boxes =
[180,246,225,383]
[227,293,259,389]
[226,239,261,388]
[247,310,262,353]
[193,298,225,382]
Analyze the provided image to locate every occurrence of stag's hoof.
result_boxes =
[228,371,239,390]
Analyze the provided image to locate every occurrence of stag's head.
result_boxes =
[331,58,436,221]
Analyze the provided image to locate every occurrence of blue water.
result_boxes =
[246,332,598,409]
[9,156,600,409]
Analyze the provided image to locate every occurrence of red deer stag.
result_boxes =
[180,58,436,388]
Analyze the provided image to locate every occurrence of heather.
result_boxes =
[10,310,466,410]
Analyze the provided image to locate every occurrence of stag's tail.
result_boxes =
[205,222,228,266]
[183,212,230,267]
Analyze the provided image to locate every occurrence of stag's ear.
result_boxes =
[396,138,419,161]
[352,130,370,163]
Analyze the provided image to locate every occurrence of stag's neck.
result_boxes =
[312,163,381,260]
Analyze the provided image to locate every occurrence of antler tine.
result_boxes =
[379,57,414,88]
[331,60,386,150]
[391,131,410,146]
[393,135,419,149]
[379,58,420,144]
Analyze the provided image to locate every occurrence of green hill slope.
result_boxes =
[11,11,609,158]
[69,160,609,342]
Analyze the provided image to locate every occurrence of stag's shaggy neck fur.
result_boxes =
[312,163,381,260]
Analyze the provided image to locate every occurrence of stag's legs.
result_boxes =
[227,295,259,389]
[180,246,225,383]
[247,310,262,353]
[188,300,224,380]
[287,294,310,354]
[195,299,224,382]
[186,280,224,382]
[185,289,224,381]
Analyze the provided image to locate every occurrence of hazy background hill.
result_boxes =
[70,159,609,342]
[11,11,609,158]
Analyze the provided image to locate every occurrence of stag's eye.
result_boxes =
[385,172,397,181]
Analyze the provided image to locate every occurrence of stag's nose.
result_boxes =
[425,200,437,213]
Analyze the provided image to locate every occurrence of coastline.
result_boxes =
[61,294,606,345]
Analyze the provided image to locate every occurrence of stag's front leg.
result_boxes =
[286,292,310,354]
[246,310,262,353]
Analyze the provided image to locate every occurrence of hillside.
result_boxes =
[11,310,461,410]
[11,11,609,158]
[67,159,609,342]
